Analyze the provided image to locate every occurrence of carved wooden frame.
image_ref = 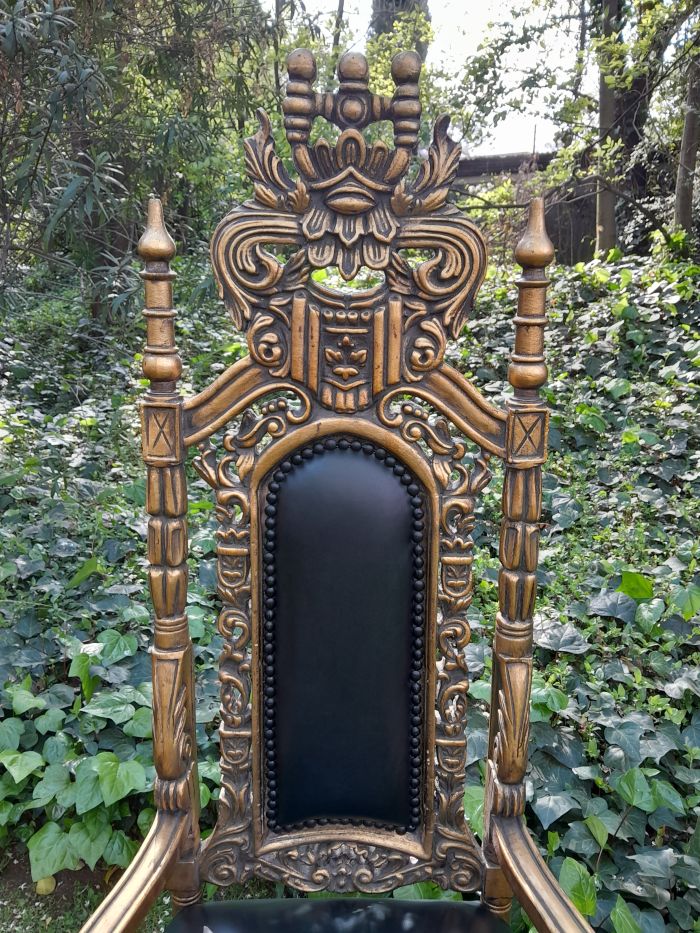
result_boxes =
[192,415,489,894]
[80,47,594,933]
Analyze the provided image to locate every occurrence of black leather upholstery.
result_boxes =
[166,898,509,933]
[266,443,421,829]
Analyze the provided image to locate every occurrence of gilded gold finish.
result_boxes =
[81,52,593,933]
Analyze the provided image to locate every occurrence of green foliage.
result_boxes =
[459,252,700,929]
[559,858,597,917]
[0,245,699,930]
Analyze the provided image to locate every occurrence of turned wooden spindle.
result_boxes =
[508,197,555,401]
[390,51,422,150]
[283,48,318,146]
[283,47,422,154]
[137,199,201,910]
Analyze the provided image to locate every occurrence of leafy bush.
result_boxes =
[0,250,698,930]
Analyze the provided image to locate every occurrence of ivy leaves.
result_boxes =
[27,822,81,881]
[27,809,138,881]
[94,754,146,808]
[560,858,597,918]
[1,242,698,926]
[460,253,700,929]
[0,750,44,784]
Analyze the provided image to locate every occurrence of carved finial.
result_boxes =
[287,47,317,82]
[284,49,317,145]
[337,51,369,85]
[390,51,422,149]
[514,197,554,269]
[509,197,552,396]
[391,50,422,84]
[137,198,176,263]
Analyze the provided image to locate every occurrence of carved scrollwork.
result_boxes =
[397,214,487,339]
[227,394,312,480]
[248,310,291,376]
[377,395,474,491]
[254,838,482,894]
[245,109,310,214]
[430,447,492,888]
[403,312,447,382]
[210,211,304,329]
[391,114,462,217]
[207,47,491,414]
[193,433,255,883]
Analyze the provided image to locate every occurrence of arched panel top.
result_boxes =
[254,436,434,838]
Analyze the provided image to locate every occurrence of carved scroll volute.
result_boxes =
[488,199,554,815]
[137,200,201,908]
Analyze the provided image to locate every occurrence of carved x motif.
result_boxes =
[149,412,174,453]
[512,413,542,457]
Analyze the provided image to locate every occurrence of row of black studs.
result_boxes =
[262,435,427,836]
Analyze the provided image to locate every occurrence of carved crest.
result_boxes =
[209,49,487,414]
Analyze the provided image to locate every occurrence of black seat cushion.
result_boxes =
[166,897,509,933]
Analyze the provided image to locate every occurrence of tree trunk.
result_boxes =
[273,0,283,108]
[330,0,345,77]
[596,0,618,254]
[674,56,700,234]
[370,0,431,60]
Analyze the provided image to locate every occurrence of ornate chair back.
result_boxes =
[81,47,593,933]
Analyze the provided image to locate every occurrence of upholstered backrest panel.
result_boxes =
[261,438,426,832]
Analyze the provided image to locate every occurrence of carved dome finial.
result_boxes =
[337,51,369,84]
[391,50,421,84]
[514,197,554,269]
[137,198,176,263]
[287,48,316,82]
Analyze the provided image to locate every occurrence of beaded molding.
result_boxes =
[261,435,427,835]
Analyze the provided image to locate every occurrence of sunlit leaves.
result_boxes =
[617,571,653,601]
[0,750,44,784]
[83,694,135,725]
[559,858,597,917]
[610,896,641,933]
[27,822,80,882]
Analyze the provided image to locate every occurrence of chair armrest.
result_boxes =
[490,815,594,933]
[79,811,188,933]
